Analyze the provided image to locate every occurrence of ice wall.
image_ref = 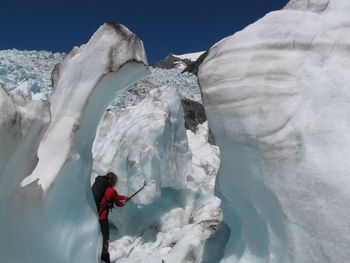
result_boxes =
[198,0,350,262]
[92,85,221,262]
[0,88,51,262]
[92,86,192,203]
[0,22,148,263]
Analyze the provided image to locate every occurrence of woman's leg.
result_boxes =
[99,219,110,263]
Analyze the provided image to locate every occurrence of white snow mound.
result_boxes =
[173,51,205,62]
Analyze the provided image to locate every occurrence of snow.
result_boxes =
[284,0,330,13]
[198,0,350,262]
[173,51,205,62]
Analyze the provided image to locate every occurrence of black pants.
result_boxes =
[99,219,110,263]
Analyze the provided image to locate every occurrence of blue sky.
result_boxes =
[0,0,288,63]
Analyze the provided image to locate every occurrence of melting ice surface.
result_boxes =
[198,0,350,262]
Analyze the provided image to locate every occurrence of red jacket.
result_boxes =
[99,187,127,220]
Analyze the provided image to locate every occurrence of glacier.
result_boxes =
[0,22,149,263]
[0,49,64,99]
[198,0,350,262]
[113,67,201,111]
[0,49,201,111]
[0,88,51,262]
[92,86,192,202]
[92,86,221,262]
[0,23,222,262]
[5,0,350,261]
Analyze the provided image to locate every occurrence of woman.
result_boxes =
[96,172,129,263]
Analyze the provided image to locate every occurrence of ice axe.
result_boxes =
[126,180,147,202]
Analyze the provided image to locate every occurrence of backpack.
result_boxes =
[91,175,110,212]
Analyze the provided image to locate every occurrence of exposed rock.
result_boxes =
[181,97,206,132]
[180,96,215,144]
[182,51,208,75]
[152,54,192,70]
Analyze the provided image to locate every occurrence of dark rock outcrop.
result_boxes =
[152,54,192,69]
[181,97,207,132]
[180,97,215,144]
[182,51,208,76]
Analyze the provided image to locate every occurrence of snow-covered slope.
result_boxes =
[198,0,350,262]
[152,51,205,71]
[173,51,205,62]
[0,22,148,263]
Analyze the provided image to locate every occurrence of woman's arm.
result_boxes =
[112,189,129,206]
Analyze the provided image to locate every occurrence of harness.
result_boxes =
[98,199,114,216]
